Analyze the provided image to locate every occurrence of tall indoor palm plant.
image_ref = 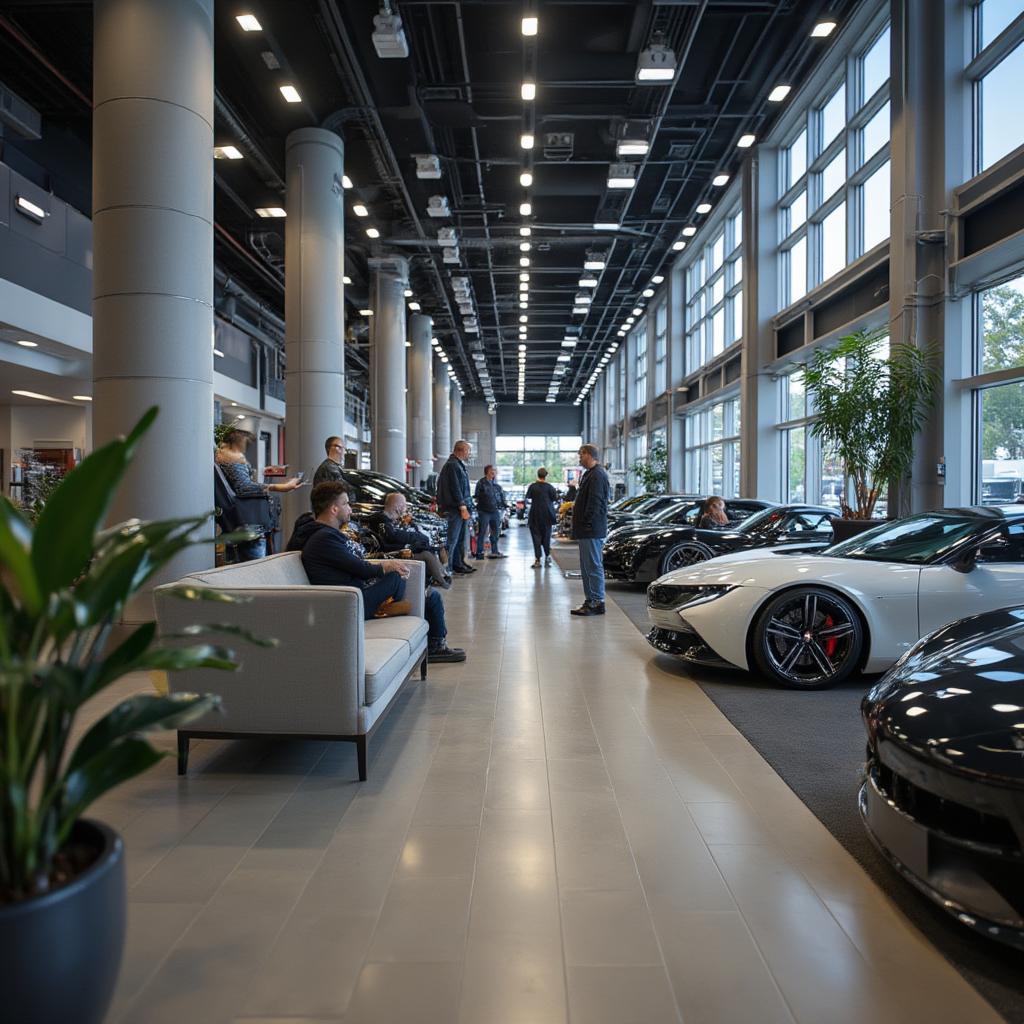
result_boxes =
[802,328,939,519]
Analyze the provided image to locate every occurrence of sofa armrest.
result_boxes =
[153,583,367,735]
[398,558,425,619]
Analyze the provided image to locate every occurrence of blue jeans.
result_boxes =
[577,537,606,604]
[227,535,266,563]
[446,511,468,569]
[425,589,448,649]
[476,511,501,557]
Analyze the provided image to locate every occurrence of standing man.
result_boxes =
[313,436,346,485]
[571,443,610,616]
[473,464,507,560]
[437,439,475,575]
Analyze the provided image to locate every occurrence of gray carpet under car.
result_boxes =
[549,538,1024,1024]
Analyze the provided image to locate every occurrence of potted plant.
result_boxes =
[633,438,669,494]
[0,408,268,1024]
[803,327,939,541]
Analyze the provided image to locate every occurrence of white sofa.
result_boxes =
[153,552,429,780]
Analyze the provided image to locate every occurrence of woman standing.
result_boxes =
[526,467,559,567]
[215,428,302,561]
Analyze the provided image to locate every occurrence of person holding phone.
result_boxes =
[436,439,475,575]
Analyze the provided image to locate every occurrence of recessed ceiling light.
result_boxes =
[520,272,530,281]
[279,84,302,103]
[607,163,637,189]
[561,339,577,347]
[579,277,598,287]
[520,226,532,236]
[696,203,712,214]
[521,133,534,150]
[343,275,352,284]
[522,15,538,36]
[617,328,626,336]
[12,389,63,402]
[404,288,413,297]
[73,394,93,401]
[737,133,756,148]
[519,171,533,188]
[519,300,529,308]
[811,20,837,37]
[616,140,649,157]
[632,306,643,316]
[672,239,686,251]
[636,41,676,82]
[342,175,353,189]
[214,145,243,160]
[712,174,730,187]
[359,308,373,316]
[520,241,531,252]
[519,282,529,293]
[682,226,697,236]
[16,339,38,348]
[408,301,421,311]
[255,207,286,218]
[642,288,655,298]
[520,314,528,323]
[519,343,527,351]
[15,195,46,221]
[625,317,635,325]
[352,203,369,217]
[236,13,262,31]
[652,274,664,284]
[557,354,571,362]
[366,227,380,238]
[521,81,536,101]
[768,84,791,102]
[584,251,607,270]
[593,222,620,230]
[519,201,532,216]
[520,256,530,267]
[573,307,587,315]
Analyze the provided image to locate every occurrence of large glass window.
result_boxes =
[778,21,891,307]
[634,325,648,409]
[976,274,1024,494]
[495,435,584,486]
[682,201,743,374]
[653,302,668,395]
[972,2,1024,173]
[683,396,741,497]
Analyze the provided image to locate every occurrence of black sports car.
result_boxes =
[861,606,1024,949]
[339,469,447,547]
[605,493,703,533]
[603,502,833,583]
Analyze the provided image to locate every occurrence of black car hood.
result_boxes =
[865,607,1024,785]
[606,522,682,544]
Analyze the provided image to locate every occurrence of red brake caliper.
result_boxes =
[822,614,837,658]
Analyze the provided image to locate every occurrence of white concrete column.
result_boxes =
[92,0,214,620]
[283,126,346,536]
[370,258,408,480]
[407,312,433,487]
[433,359,451,471]
[450,386,463,448]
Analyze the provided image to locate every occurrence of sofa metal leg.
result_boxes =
[420,655,428,680]
[177,733,190,776]
[356,735,367,782]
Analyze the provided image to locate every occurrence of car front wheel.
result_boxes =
[752,587,863,689]
[660,541,714,574]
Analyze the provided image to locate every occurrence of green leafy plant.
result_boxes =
[803,328,940,519]
[0,408,269,902]
[214,421,235,451]
[632,439,669,494]
[23,471,63,525]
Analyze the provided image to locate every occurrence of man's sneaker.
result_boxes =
[544,556,552,566]
[452,565,474,574]
[428,644,467,663]
[487,553,505,559]
[570,601,605,616]
[532,559,541,568]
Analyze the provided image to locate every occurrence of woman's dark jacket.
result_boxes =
[525,481,559,527]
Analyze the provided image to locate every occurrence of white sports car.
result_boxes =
[647,506,1024,689]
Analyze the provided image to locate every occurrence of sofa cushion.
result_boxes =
[365,616,429,654]
[186,551,310,588]
[364,638,412,705]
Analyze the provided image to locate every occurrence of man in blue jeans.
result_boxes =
[570,443,611,616]
[473,464,507,559]
[436,439,475,575]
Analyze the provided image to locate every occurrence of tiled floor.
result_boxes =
[91,526,1002,1023]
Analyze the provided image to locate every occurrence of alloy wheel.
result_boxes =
[663,543,711,573]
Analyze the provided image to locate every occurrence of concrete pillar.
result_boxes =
[433,359,451,470]
[889,0,947,514]
[283,127,346,536]
[369,257,408,480]
[450,386,463,448]
[407,312,433,487]
[93,0,214,620]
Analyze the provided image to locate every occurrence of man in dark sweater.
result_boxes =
[436,439,475,574]
[473,464,507,559]
[313,436,347,486]
[367,493,449,588]
[288,482,465,662]
[570,443,611,616]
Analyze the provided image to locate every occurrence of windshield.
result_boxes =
[983,480,1020,500]
[611,494,646,511]
[624,496,664,515]
[652,501,701,523]
[736,507,787,537]
[824,512,984,564]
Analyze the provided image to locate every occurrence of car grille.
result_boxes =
[871,751,1020,853]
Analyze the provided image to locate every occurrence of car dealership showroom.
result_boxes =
[3,0,1024,1021]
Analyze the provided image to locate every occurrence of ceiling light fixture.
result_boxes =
[279,84,302,103]
[11,389,64,403]
[636,39,677,82]
[214,145,243,160]
[593,222,620,230]
[359,308,374,316]
[343,275,352,284]
[672,239,686,251]
[255,207,286,218]
[521,81,536,101]
[520,315,528,323]
[682,226,697,237]
[737,133,756,148]
[811,20,837,37]
[236,13,262,31]
[584,251,607,270]
[522,15,538,36]
[520,241,531,252]
[519,201,532,216]
[404,288,413,297]
[73,394,93,402]
[342,175,353,189]
[652,274,664,284]
[372,5,410,58]
[520,272,530,282]
[520,256,530,267]
[561,339,577,347]
[579,277,598,288]
[607,162,637,189]
[632,306,643,316]
[642,288,654,298]
[15,196,46,222]
[352,203,369,217]
[519,226,532,237]
[408,301,421,311]
[521,133,535,150]
[768,84,792,102]
[519,171,533,188]
[696,202,712,214]
[16,339,38,348]
[712,174,730,187]
[366,227,380,238]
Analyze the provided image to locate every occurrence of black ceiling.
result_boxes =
[0,0,857,402]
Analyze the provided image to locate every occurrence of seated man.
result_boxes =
[367,493,449,588]
[289,482,465,663]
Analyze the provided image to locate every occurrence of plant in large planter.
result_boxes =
[802,327,940,523]
[0,407,268,1024]
[633,439,669,494]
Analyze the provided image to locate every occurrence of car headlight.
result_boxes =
[648,584,735,610]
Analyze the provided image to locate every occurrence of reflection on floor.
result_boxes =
[90,526,1002,1023]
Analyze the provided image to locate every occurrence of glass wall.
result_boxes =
[778,22,891,307]
[653,302,668,395]
[974,1,1024,172]
[975,274,1024,497]
[683,202,743,375]
[495,435,584,486]
[634,325,648,410]
[683,395,741,497]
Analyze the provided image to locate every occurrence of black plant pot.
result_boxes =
[832,518,882,542]
[0,819,126,1024]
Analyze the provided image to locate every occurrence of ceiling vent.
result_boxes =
[543,132,574,160]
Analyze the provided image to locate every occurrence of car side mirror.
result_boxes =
[951,551,976,574]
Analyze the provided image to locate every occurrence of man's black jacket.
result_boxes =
[571,464,611,540]
[436,454,472,514]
